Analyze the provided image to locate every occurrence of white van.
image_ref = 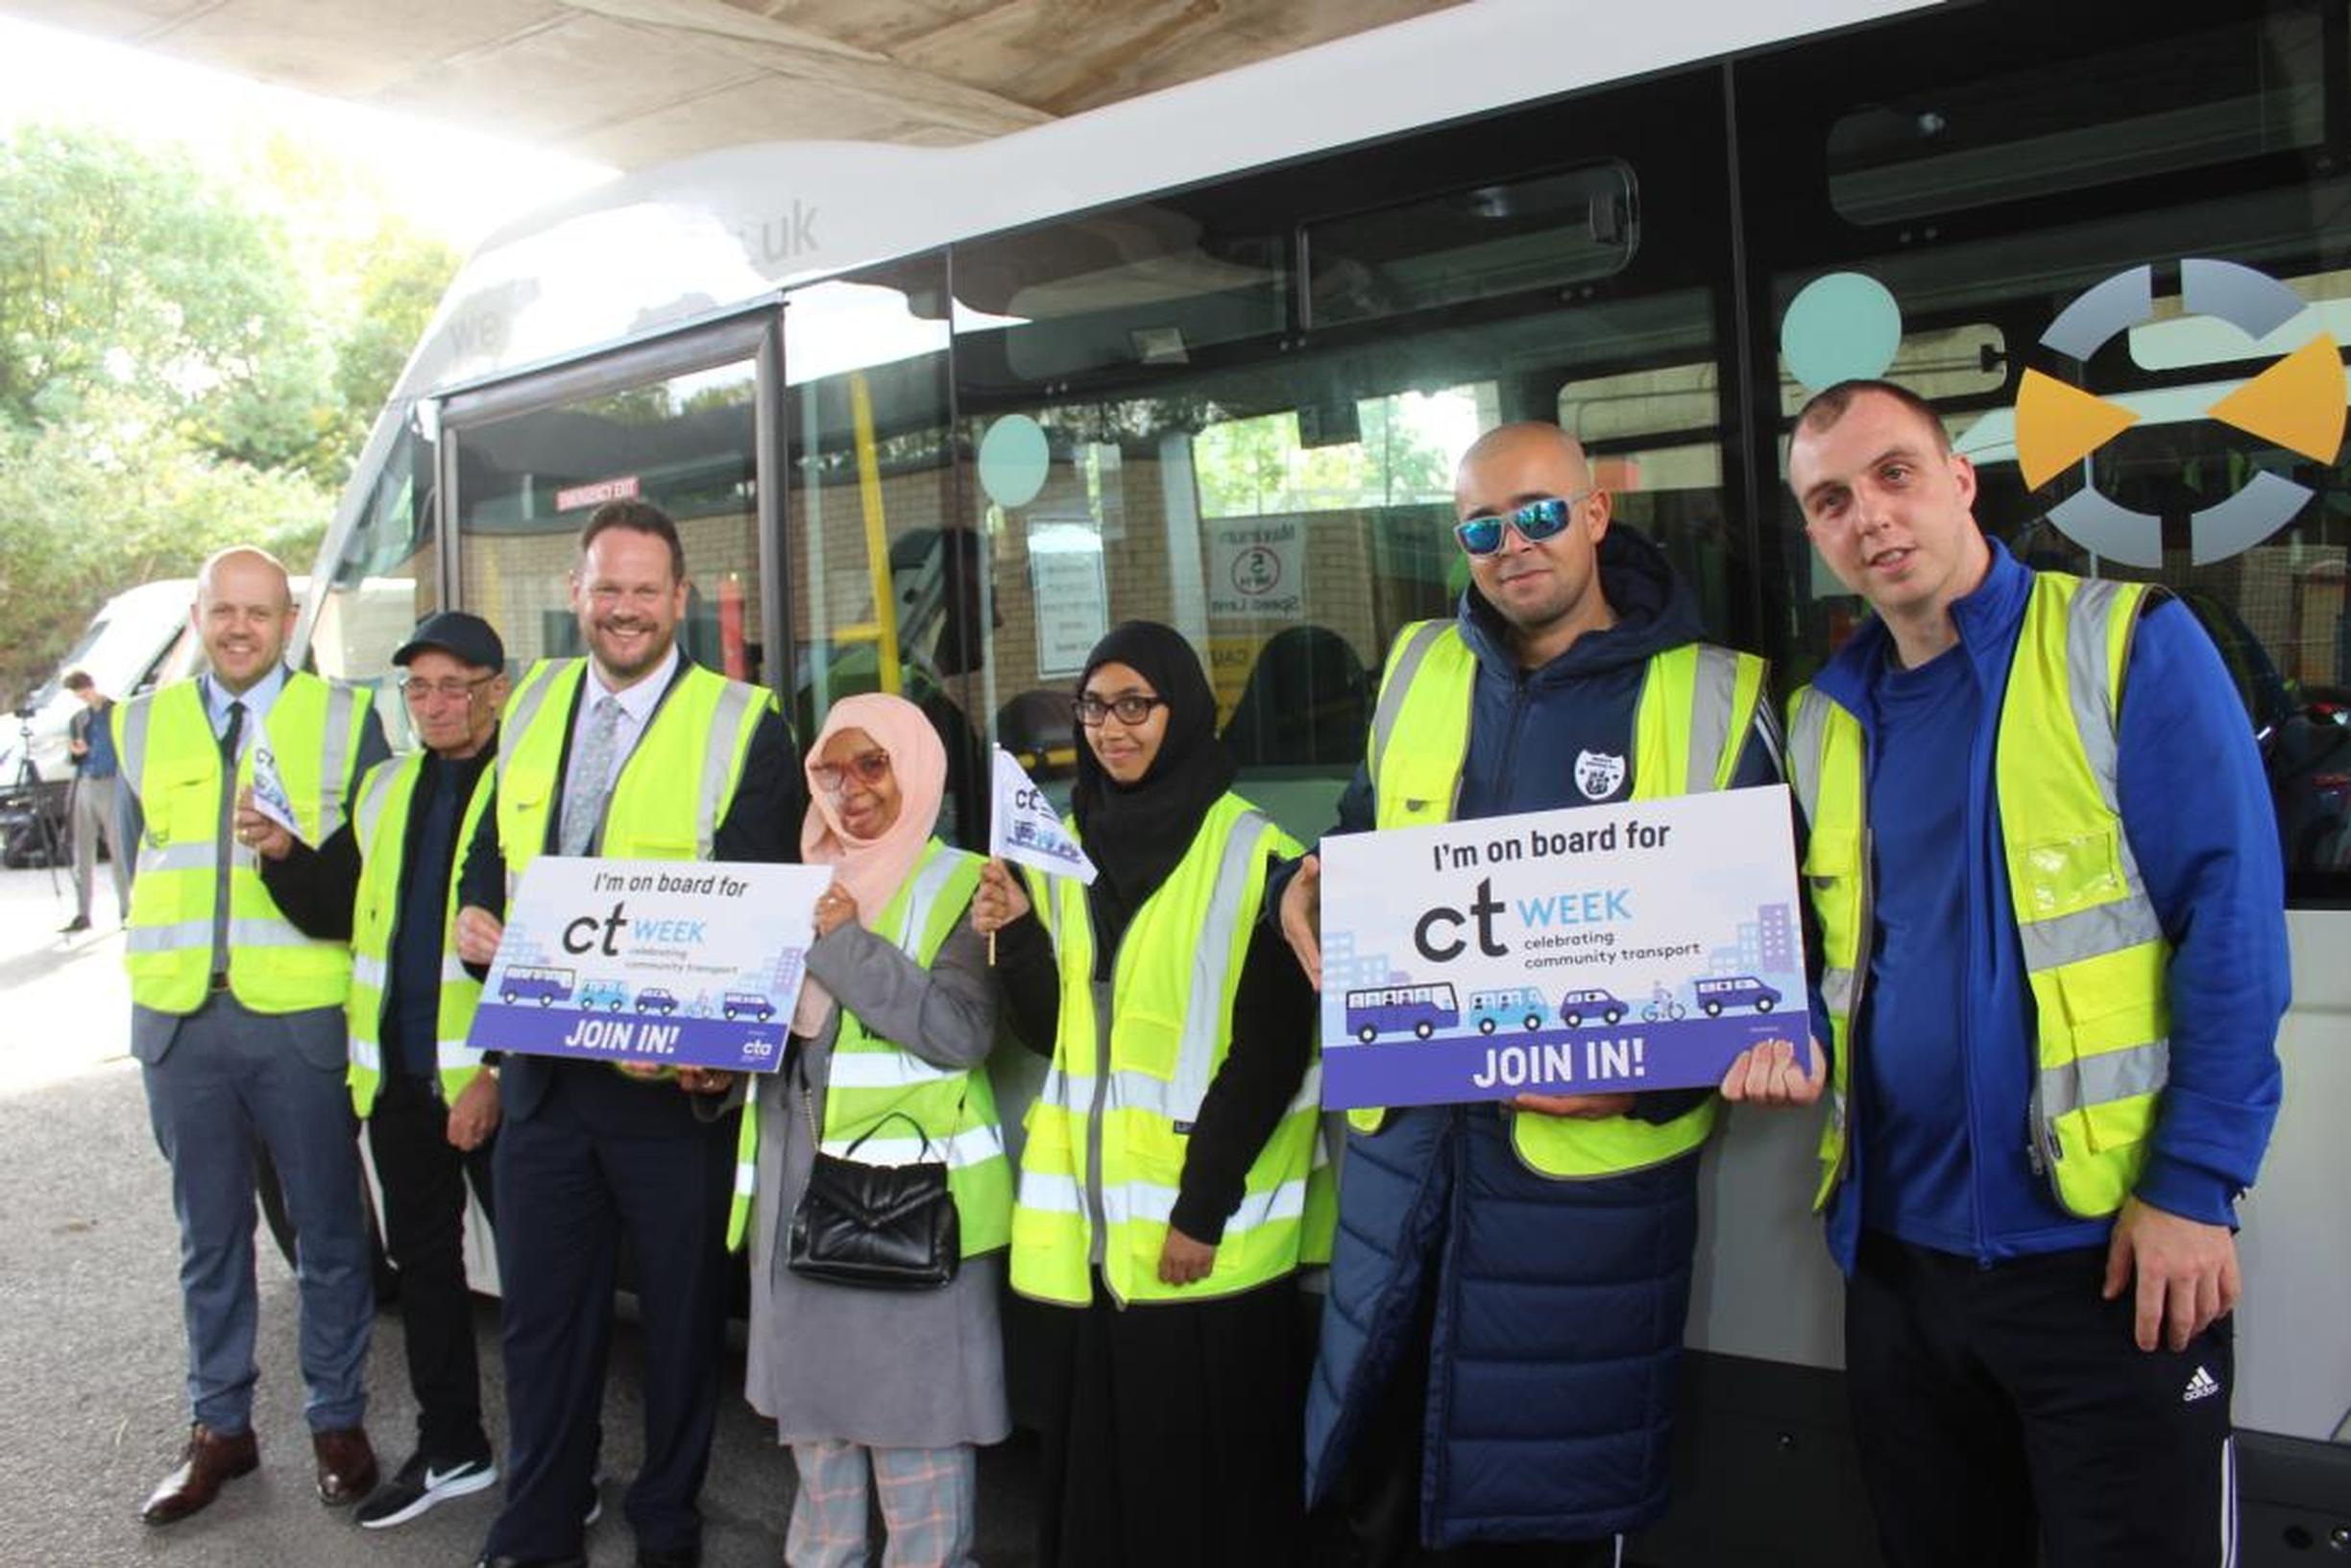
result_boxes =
[0,579,200,806]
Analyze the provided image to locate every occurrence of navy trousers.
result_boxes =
[482,1069,734,1561]
[136,995,373,1435]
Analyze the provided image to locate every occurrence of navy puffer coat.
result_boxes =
[1300,530,1778,1547]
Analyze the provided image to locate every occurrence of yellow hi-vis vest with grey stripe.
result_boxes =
[346,751,497,1118]
[1010,793,1334,1307]
[1788,573,2169,1219]
[724,841,1008,1253]
[493,658,767,888]
[116,675,370,1015]
[1354,621,1768,1178]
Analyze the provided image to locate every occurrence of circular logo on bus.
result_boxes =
[2016,258,2344,567]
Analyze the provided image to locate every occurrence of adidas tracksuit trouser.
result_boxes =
[1845,1230,2238,1568]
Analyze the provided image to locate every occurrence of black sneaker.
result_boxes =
[354,1450,496,1530]
[59,915,90,934]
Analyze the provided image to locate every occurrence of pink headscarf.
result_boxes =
[793,692,947,1037]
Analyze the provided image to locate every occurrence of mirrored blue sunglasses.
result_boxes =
[1453,493,1589,557]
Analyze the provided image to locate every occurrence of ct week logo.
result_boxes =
[2016,258,2345,566]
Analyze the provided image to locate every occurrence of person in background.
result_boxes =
[61,668,130,932]
[115,547,388,1525]
[240,610,511,1530]
[730,691,1007,1568]
[972,619,1328,1568]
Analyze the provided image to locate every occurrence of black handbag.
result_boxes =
[787,1059,960,1291]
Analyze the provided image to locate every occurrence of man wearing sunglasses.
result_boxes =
[1284,422,1800,1562]
[240,611,512,1531]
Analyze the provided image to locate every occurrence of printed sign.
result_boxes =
[1206,516,1304,619]
[1028,521,1108,677]
[469,856,834,1073]
[988,746,1096,884]
[555,474,642,513]
[1317,787,1810,1108]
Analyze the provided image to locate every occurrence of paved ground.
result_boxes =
[0,861,1039,1567]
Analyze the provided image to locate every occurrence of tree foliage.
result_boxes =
[0,122,457,703]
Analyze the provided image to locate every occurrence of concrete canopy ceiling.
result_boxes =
[8,0,1463,168]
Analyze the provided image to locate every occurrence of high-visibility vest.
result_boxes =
[493,658,768,890]
[1789,573,2169,1218]
[1352,621,1769,1178]
[492,656,771,1094]
[116,674,371,1015]
[1009,793,1334,1307]
[723,841,1008,1254]
[346,751,496,1118]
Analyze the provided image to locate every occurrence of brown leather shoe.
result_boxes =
[140,1423,258,1525]
[312,1426,379,1507]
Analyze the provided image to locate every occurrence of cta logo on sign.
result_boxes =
[2016,259,2345,567]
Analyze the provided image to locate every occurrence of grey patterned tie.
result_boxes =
[558,695,623,857]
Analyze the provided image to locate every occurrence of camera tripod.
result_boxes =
[5,717,66,896]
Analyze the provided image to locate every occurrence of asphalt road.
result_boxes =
[0,862,1039,1567]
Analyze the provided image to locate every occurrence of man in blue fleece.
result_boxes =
[1282,422,1790,1562]
[1756,379,2287,1567]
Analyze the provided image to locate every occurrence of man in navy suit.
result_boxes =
[455,501,803,1568]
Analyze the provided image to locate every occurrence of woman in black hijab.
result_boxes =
[975,621,1326,1568]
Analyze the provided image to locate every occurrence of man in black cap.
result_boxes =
[238,612,512,1529]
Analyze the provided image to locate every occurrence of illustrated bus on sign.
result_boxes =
[634,987,679,1017]
[1693,977,1782,1016]
[1467,986,1548,1035]
[1559,988,1629,1027]
[1343,983,1460,1043]
[500,967,574,1007]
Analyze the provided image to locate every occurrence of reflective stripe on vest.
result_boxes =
[1009,794,1333,1307]
[494,659,766,896]
[345,751,496,1119]
[117,675,368,1015]
[1353,626,1766,1177]
[1790,573,2168,1218]
[722,843,1006,1256]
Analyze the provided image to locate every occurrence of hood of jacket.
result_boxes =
[1455,523,1705,685]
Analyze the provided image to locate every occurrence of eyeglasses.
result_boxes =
[1075,693,1167,727]
[399,673,496,703]
[1453,493,1590,557]
[812,750,891,792]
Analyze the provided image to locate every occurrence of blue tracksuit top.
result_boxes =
[1807,540,2289,1271]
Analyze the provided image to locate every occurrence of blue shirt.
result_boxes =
[74,701,119,778]
[201,665,290,756]
[1854,642,1983,1252]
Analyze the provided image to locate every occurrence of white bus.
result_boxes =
[294,2,2351,1558]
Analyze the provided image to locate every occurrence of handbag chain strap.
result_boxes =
[794,1035,967,1165]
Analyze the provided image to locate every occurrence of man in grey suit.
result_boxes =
[114,547,389,1524]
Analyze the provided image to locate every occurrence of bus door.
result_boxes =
[431,310,783,705]
[776,253,983,846]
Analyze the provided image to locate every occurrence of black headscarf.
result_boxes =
[1070,620,1235,964]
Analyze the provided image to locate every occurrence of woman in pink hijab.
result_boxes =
[741,692,1008,1568]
